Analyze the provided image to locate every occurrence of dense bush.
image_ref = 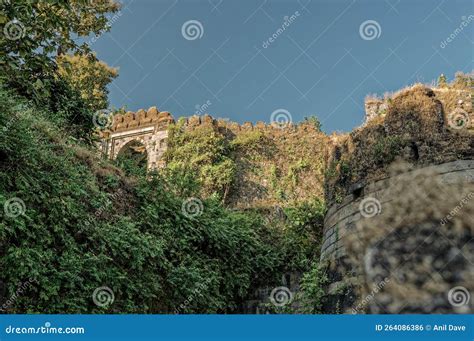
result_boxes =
[164,118,236,200]
[0,88,283,313]
[0,0,327,315]
[297,261,328,313]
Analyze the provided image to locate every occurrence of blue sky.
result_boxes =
[91,0,473,133]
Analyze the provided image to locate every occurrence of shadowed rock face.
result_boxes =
[346,162,474,314]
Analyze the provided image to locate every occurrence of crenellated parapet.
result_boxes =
[109,107,174,133]
[99,107,174,170]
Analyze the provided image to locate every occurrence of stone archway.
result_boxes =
[115,139,149,175]
[98,107,174,171]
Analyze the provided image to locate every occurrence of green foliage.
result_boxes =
[163,119,236,200]
[285,159,309,187]
[136,181,279,313]
[0,87,281,313]
[47,77,95,141]
[0,0,120,104]
[230,130,268,156]
[371,136,402,164]
[57,53,118,112]
[115,153,147,178]
[302,115,322,131]
[0,1,329,315]
[0,1,119,141]
[437,74,447,88]
[339,161,352,183]
[297,261,328,313]
[451,71,473,89]
[277,199,326,271]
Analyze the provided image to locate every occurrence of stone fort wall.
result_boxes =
[99,107,173,170]
[320,84,473,313]
[321,159,474,262]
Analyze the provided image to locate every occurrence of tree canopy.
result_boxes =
[57,53,118,112]
[0,0,120,101]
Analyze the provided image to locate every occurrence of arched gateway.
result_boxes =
[98,107,174,170]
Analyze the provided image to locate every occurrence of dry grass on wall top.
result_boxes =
[325,84,474,203]
[433,88,472,123]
